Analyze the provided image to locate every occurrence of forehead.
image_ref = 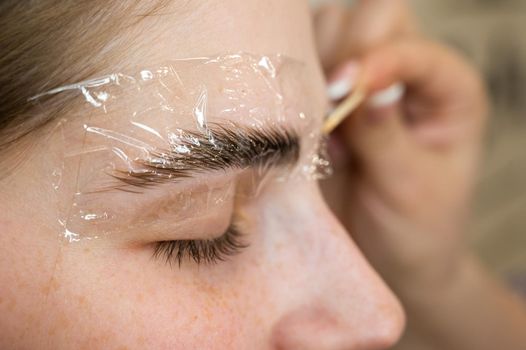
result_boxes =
[37,0,327,149]
[148,1,319,65]
[129,0,327,122]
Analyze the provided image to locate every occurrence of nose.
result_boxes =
[265,183,405,350]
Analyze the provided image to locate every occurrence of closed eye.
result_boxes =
[152,224,247,267]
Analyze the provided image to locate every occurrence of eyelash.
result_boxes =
[152,225,247,266]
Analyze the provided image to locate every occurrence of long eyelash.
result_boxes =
[152,226,247,266]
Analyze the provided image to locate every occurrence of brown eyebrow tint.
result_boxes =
[107,123,301,191]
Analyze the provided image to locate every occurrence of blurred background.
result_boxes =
[313,0,526,293]
[408,0,526,294]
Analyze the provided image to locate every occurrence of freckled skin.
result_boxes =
[0,1,404,349]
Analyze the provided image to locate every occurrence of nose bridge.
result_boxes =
[264,184,405,349]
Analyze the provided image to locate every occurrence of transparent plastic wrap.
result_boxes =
[29,54,331,242]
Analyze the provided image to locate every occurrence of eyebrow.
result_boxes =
[109,123,300,191]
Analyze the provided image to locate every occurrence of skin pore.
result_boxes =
[0,1,404,349]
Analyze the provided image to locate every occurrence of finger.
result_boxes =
[361,39,487,121]
[314,3,350,71]
[344,101,415,182]
[315,0,418,71]
[361,39,488,146]
[346,0,418,53]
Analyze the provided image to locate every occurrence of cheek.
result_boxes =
[0,219,65,348]
[39,243,271,349]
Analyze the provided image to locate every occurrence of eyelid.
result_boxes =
[152,224,248,266]
[151,177,250,266]
[131,190,236,243]
[67,175,238,243]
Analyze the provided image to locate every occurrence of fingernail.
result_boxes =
[327,79,353,101]
[369,83,405,108]
[327,62,360,101]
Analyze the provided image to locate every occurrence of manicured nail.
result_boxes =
[327,62,360,101]
[369,83,405,108]
[328,79,353,101]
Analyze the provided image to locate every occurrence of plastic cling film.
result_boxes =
[28,53,332,242]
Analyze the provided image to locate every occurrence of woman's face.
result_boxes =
[0,1,404,349]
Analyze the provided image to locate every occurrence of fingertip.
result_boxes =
[369,83,406,109]
[327,79,354,101]
[327,61,361,101]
